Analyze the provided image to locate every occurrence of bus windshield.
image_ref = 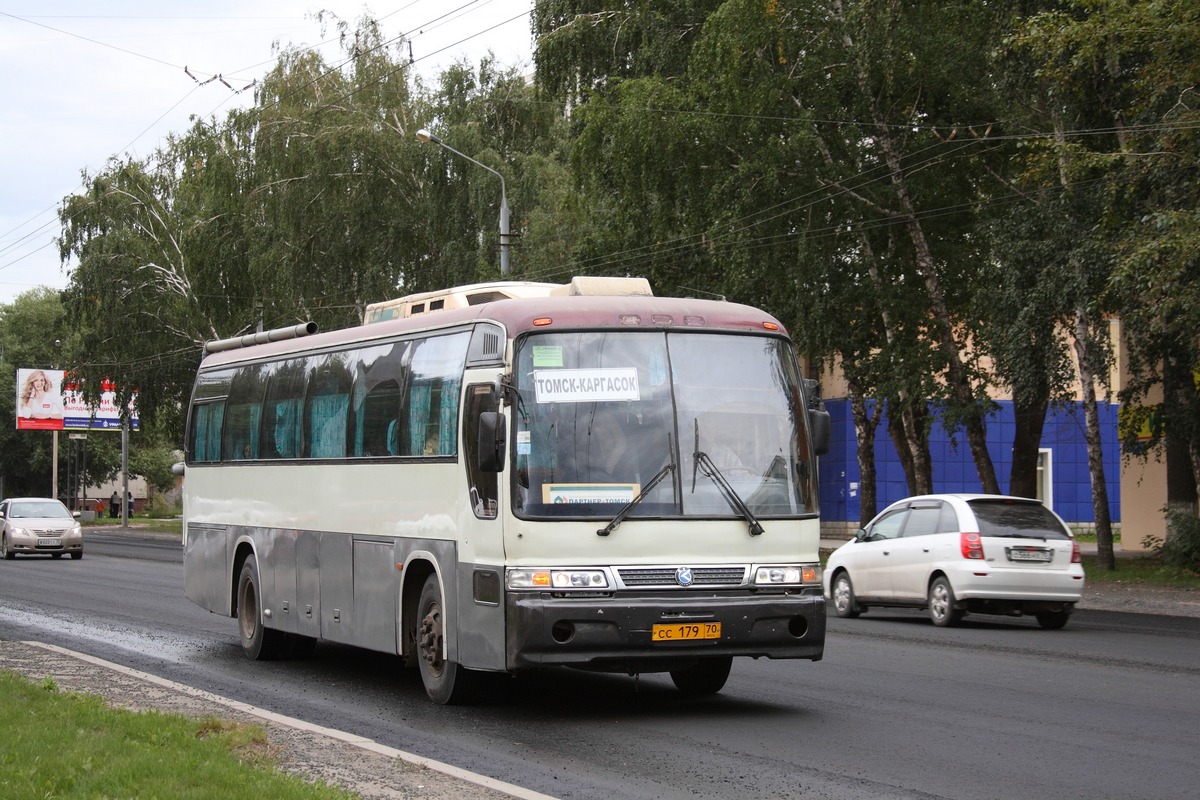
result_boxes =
[513,331,817,520]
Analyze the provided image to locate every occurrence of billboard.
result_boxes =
[15,368,139,431]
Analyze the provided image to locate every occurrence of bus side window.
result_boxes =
[305,357,351,459]
[191,400,225,462]
[260,360,305,459]
[270,399,303,458]
[463,383,499,518]
[386,419,400,455]
[355,379,401,456]
[223,366,266,461]
[351,340,408,457]
[405,334,468,457]
[406,377,460,456]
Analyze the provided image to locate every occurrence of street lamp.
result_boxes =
[416,128,511,275]
[52,338,61,502]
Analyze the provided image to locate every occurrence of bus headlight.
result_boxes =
[753,564,821,586]
[507,568,610,590]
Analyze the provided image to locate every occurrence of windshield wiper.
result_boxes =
[597,436,676,537]
[692,419,765,537]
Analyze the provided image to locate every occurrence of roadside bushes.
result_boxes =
[1160,507,1200,573]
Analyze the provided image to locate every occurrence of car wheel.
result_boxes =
[670,656,733,695]
[416,573,476,705]
[1036,611,1070,630]
[70,551,83,560]
[237,555,287,660]
[832,572,861,619]
[928,576,964,627]
[1,533,13,560]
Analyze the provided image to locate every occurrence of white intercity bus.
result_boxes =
[181,276,830,703]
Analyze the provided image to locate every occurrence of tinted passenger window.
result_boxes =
[404,333,468,456]
[463,383,499,518]
[902,505,941,537]
[260,360,306,459]
[968,500,1072,540]
[190,400,225,462]
[351,341,408,457]
[939,503,960,533]
[223,366,267,460]
[306,356,351,459]
[867,509,906,541]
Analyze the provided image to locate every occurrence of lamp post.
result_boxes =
[416,128,511,275]
[52,338,61,501]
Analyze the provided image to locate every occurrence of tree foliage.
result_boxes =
[0,289,146,500]
[35,1,1200,543]
[1009,0,1200,555]
[56,18,554,436]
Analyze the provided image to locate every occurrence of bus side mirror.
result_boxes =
[478,411,506,472]
[809,407,830,457]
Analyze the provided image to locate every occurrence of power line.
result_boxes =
[0,3,536,285]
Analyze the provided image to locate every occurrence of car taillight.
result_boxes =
[960,532,985,560]
[1071,539,1082,564]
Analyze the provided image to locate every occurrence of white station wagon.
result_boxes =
[823,494,1085,629]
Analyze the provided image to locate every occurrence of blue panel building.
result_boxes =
[818,399,1121,530]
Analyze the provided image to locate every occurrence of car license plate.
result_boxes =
[651,622,721,642]
[1007,547,1052,563]
[37,538,61,547]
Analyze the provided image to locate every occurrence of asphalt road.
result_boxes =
[1,532,1197,800]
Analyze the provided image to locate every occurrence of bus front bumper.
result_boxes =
[505,589,825,671]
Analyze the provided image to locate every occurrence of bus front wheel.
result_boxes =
[237,555,287,660]
[416,573,476,705]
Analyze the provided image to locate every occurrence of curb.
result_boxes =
[2,640,558,800]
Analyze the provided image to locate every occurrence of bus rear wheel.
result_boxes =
[237,555,287,660]
[416,574,476,705]
[670,656,733,695]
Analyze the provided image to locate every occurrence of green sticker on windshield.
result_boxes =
[532,346,564,367]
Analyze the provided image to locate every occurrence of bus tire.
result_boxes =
[416,573,476,705]
[237,555,287,660]
[670,656,733,695]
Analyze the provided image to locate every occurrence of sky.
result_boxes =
[0,1,535,305]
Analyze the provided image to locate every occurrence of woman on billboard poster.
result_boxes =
[18,369,64,422]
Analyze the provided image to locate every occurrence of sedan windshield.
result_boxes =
[513,331,817,520]
[10,501,72,519]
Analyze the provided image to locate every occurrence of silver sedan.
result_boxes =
[0,497,83,560]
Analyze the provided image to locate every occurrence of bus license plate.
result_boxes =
[652,622,721,642]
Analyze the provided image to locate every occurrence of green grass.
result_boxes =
[1070,529,1121,544]
[0,672,355,799]
[1080,554,1200,588]
[84,515,182,535]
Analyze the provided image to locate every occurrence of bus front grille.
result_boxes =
[616,566,747,588]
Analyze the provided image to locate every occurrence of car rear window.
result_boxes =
[967,500,1072,540]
